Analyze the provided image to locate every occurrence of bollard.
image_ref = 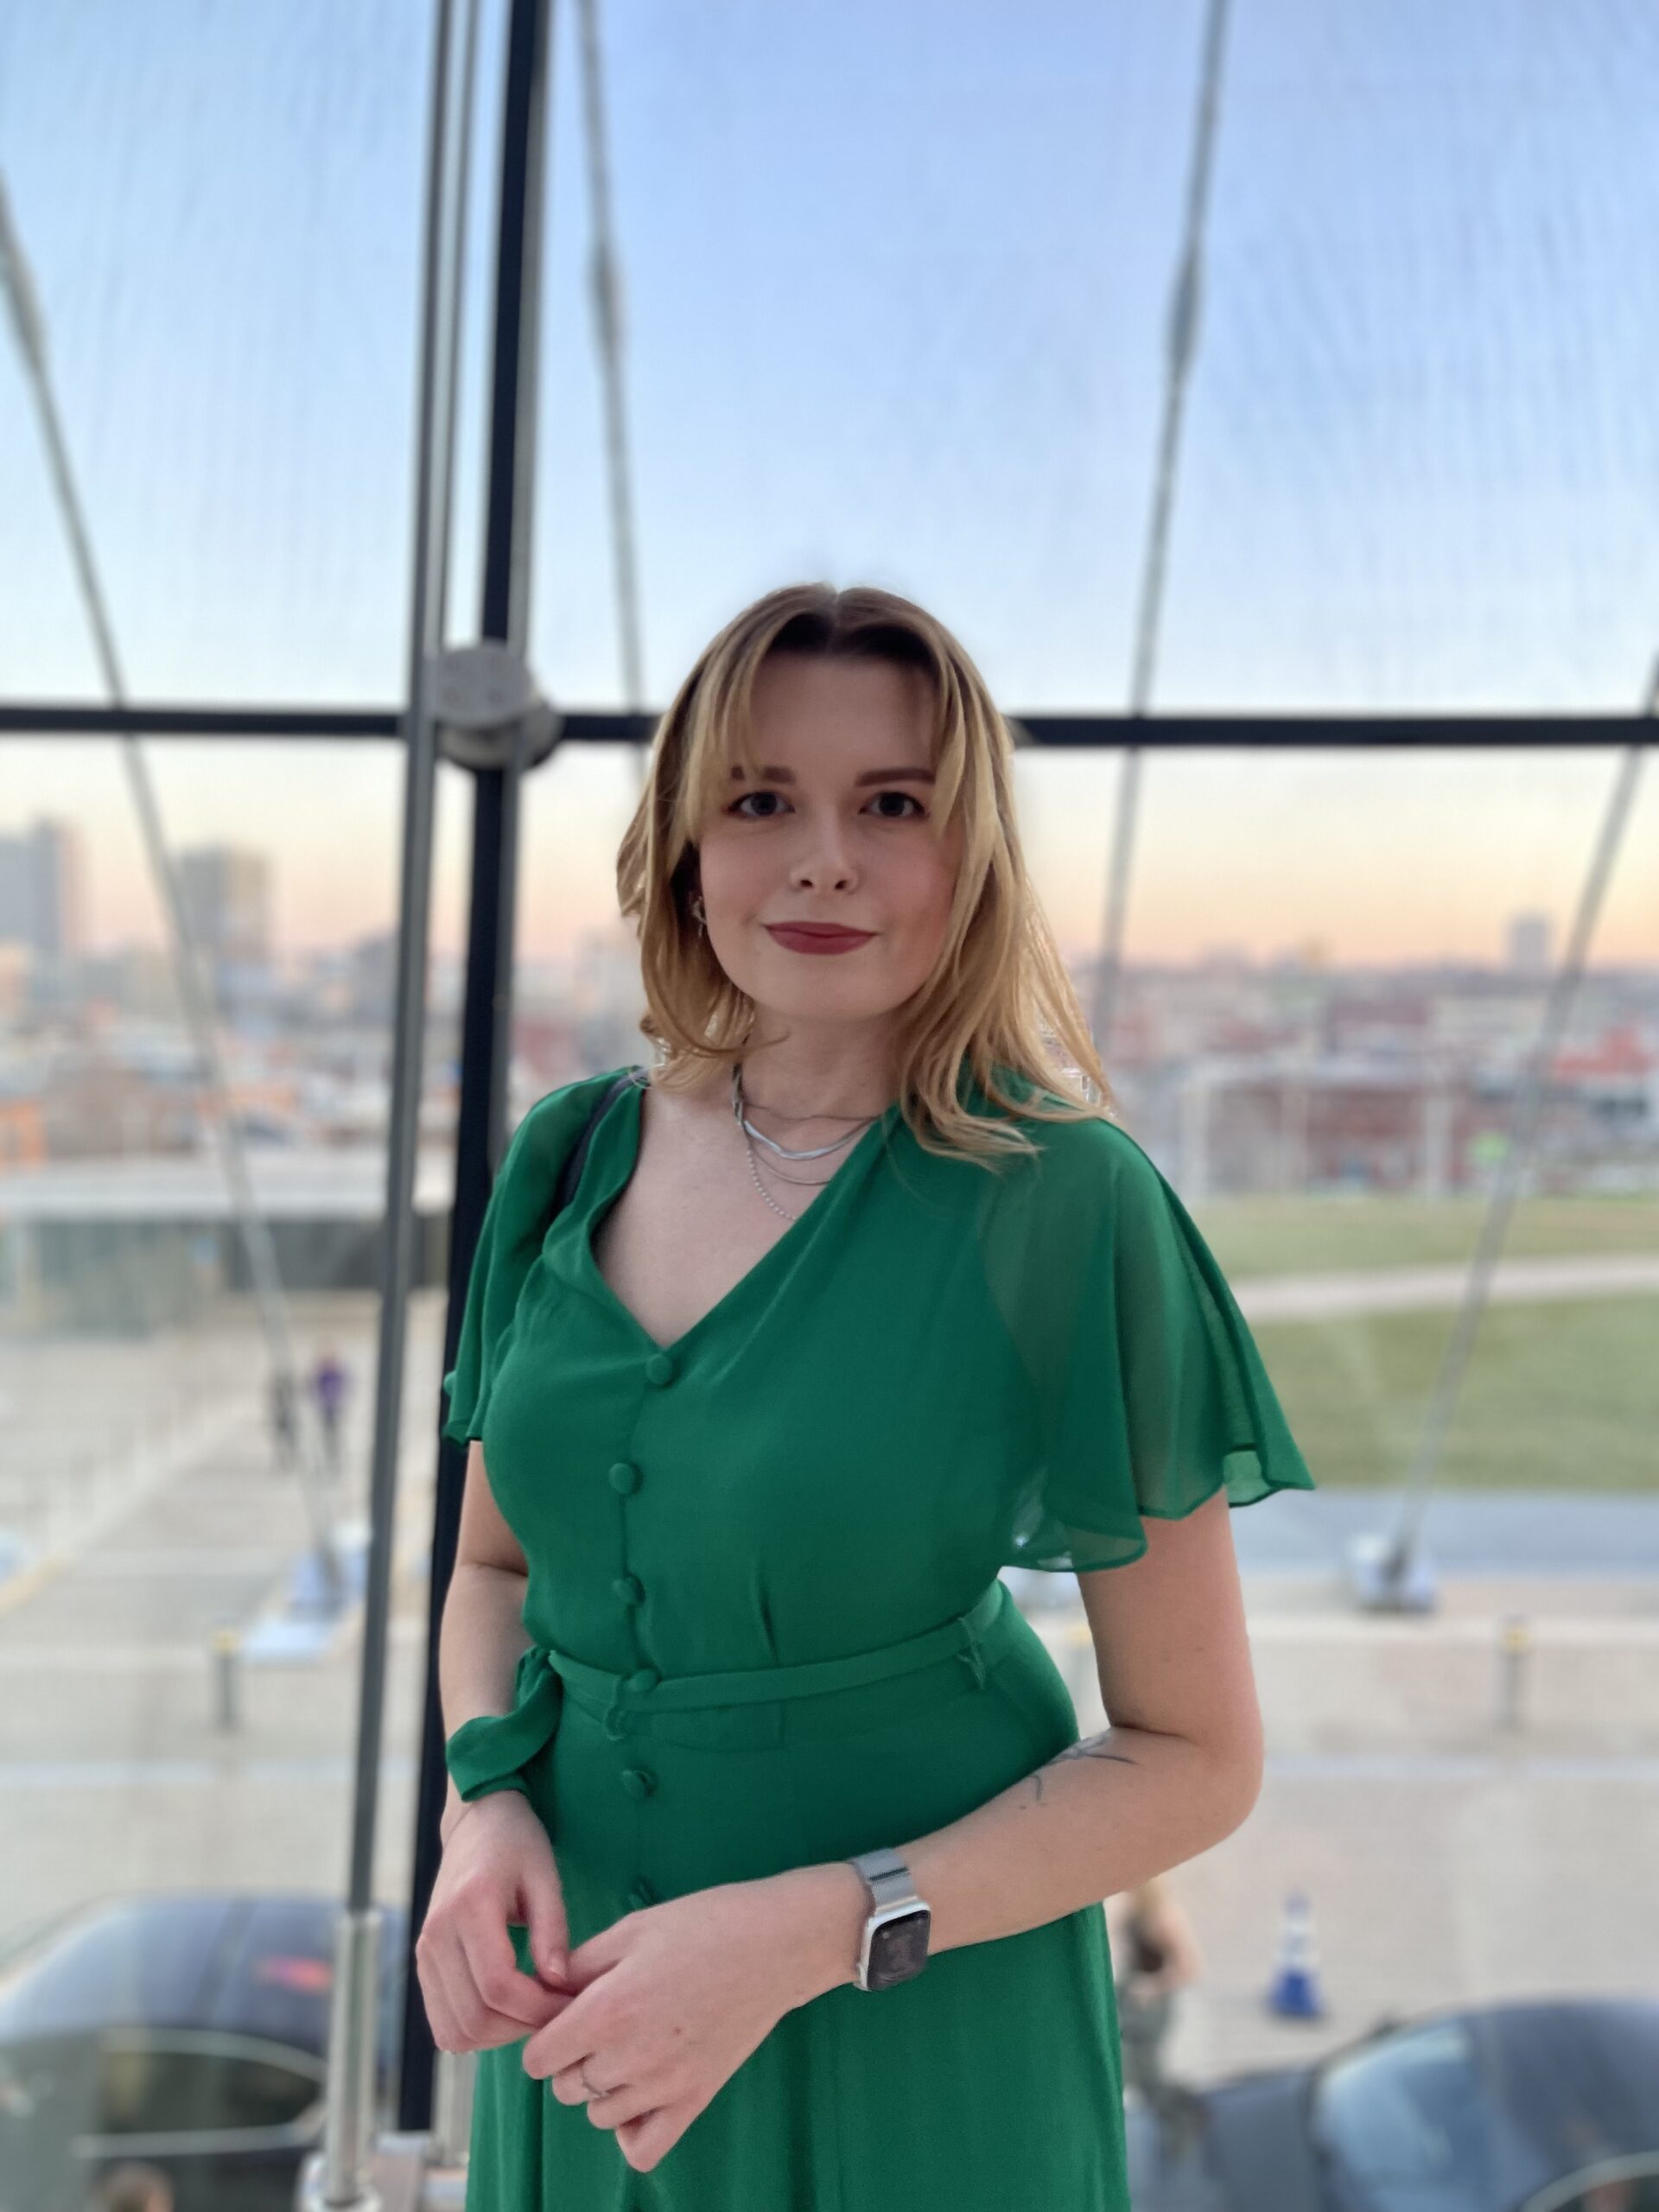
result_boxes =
[1265,1888,1326,2018]
[1495,1613,1532,1732]
[211,1624,241,1732]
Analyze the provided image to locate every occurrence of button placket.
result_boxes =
[611,1349,673,1899]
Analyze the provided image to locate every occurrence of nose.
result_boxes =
[788,808,856,887]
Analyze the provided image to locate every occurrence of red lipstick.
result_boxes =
[764,923,875,956]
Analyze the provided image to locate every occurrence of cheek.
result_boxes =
[893,846,958,936]
[698,834,772,908]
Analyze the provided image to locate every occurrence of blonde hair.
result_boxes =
[615,581,1118,1167]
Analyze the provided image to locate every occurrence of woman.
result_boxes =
[1109,1872,1206,2145]
[416,582,1315,2209]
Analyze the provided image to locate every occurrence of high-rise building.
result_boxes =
[1505,911,1552,979]
[0,817,85,960]
[177,844,273,1012]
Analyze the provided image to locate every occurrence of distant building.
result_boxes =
[1506,911,1553,979]
[0,817,84,962]
[177,844,273,1014]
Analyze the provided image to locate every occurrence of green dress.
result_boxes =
[439,1058,1316,2210]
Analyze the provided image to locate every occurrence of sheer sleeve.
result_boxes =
[441,1074,613,1449]
[981,1110,1317,1573]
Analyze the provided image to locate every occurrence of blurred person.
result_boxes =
[1109,1872,1205,2139]
[416,582,1315,2208]
[86,2163,175,2212]
[309,1345,348,1477]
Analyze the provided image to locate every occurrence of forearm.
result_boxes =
[770,1719,1260,2003]
[435,1560,532,1843]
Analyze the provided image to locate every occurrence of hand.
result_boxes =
[416,1791,573,2052]
[521,1872,834,2174]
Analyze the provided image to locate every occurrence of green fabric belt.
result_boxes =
[444,1577,1007,1806]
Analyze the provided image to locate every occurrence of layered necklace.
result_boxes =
[729,1060,885,1223]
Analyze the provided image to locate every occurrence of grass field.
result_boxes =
[1185,1192,1659,1493]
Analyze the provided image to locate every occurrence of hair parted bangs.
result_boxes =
[614,580,1117,1167]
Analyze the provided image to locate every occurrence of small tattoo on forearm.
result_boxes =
[1026,1732,1135,1805]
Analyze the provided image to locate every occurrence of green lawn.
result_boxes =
[1189,1191,1659,1276]
[1182,1195,1659,1495]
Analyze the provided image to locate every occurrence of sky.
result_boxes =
[1,0,1656,967]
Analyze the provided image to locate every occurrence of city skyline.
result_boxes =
[3,730,1656,972]
[4,5,1659,978]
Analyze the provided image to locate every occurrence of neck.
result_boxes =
[735,1023,897,1124]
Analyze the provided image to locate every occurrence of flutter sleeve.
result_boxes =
[982,1111,1317,1573]
[441,1075,611,1449]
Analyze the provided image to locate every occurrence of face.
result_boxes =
[693,652,963,1039]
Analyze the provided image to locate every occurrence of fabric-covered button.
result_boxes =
[626,1666,659,1694]
[644,1351,675,1387]
[607,1461,640,1494]
[620,1766,656,1800]
[627,1880,655,1910]
[613,1573,645,1606]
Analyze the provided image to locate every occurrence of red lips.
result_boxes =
[767,923,873,939]
[764,923,875,952]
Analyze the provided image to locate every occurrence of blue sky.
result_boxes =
[1,0,1656,963]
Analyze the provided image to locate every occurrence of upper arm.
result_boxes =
[1075,1486,1263,1799]
[455,1440,529,1579]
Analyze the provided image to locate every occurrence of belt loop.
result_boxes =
[603,1674,630,1740]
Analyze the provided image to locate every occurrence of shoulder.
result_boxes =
[493,1064,641,1185]
[988,1084,1163,1206]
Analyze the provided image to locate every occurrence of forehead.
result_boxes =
[741,653,934,766]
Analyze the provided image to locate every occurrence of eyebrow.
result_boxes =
[729,764,936,786]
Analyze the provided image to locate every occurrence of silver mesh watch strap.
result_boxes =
[850,1845,919,1910]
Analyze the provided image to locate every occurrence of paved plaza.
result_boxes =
[1,1291,1654,2097]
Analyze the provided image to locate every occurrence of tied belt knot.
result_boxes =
[443,1578,1006,1806]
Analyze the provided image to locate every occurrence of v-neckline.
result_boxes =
[575,1072,901,1358]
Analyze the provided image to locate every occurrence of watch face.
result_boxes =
[867,1908,931,1989]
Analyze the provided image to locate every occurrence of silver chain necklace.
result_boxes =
[729,1061,880,1223]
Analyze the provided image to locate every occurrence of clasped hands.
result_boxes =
[418,1791,851,2175]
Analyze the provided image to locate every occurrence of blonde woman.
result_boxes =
[416,582,1314,2209]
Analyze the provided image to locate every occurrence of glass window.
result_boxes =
[91,2030,323,2137]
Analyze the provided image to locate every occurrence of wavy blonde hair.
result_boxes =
[615,581,1117,1167]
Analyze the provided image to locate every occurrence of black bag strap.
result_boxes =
[551,1064,647,1217]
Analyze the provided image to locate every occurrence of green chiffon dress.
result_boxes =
[439,1059,1316,2210]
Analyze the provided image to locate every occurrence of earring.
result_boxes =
[690,893,707,931]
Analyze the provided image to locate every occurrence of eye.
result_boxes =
[728,791,785,820]
[725,790,927,821]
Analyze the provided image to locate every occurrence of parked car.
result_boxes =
[0,1890,408,2212]
[1125,1995,1659,2212]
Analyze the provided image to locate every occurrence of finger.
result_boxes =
[561,1922,626,1992]
[418,1942,472,2053]
[522,1878,572,1986]
[522,1978,609,2080]
[459,1910,565,2034]
[547,2059,594,2107]
[582,2073,663,2130]
[438,1925,553,2050]
[616,2101,686,2172]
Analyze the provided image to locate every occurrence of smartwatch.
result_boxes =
[848,1847,931,1991]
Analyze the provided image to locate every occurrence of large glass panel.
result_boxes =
[522,1,1659,715]
[0,3,435,702]
[0,737,471,2203]
[3,0,1656,2196]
